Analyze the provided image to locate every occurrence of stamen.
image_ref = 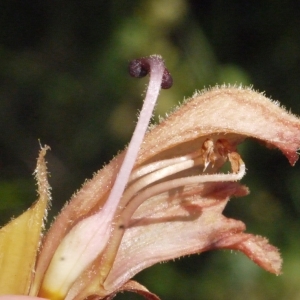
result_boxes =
[120,153,245,228]
[129,149,203,182]
[202,139,215,171]
[123,138,237,210]
[120,156,205,208]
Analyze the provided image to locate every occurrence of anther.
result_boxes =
[129,56,173,89]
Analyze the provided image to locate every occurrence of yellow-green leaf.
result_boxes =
[0,146,51,295]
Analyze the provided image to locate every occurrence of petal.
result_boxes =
[0,146,50,295]
[103,280,161,300]
[68,280,160,300]
[102,182,253,292]
[213,233,282,274]
[136,86,300,165]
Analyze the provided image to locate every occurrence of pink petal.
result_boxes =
[103,280,161,300]
[136,87,300,166]
[103,182,254,292]
[213,233,282,274]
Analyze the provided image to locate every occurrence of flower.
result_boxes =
[1,55,300,300]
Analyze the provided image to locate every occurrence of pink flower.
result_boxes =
[1,55,300,300]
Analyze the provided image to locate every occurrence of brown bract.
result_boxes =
[34,86,300,299]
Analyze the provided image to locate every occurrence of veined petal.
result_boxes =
[0,146,50,295]
[135,86,300,165]
[103,182,250,293]
[103,280,161,300]
[212,233,282,274]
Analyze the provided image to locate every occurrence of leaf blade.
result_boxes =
[0,146,50,295]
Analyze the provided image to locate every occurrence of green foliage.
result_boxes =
[0,0,299,298]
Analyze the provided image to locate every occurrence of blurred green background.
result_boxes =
[0,0,300,299]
